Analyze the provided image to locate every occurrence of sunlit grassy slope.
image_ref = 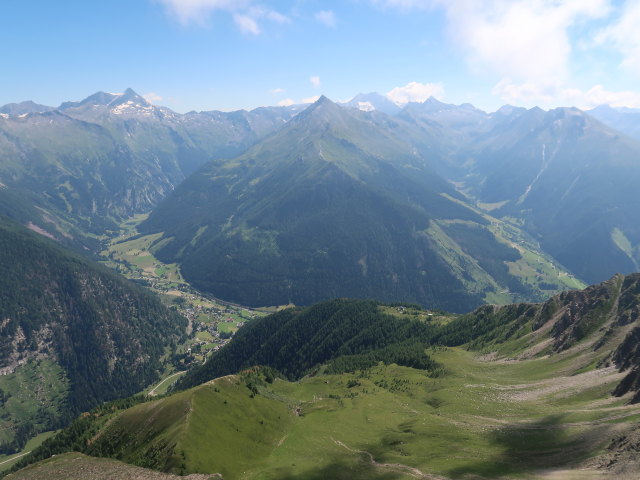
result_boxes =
[70,346,640,480]
[12,275,640,479]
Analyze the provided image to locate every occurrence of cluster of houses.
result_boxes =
[182,299,258,361]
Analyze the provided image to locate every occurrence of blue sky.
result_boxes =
[2,0,640,112]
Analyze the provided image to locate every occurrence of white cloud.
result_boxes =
[263,8,289,24]
[315,10,337,28]
[369,0,434,11]
[157,0,248,25]
[371,0,610,83]
[493,79,640,109]
[278,98,295,106]
[302,95,321,103]
[158,0,289,34]
[270,88,285,95]
[386,81,444,105]
[596,1,640,75]
[310,76,321,88]
[234,13,260,35]
[143,92,163,104]
[447,0,609,83]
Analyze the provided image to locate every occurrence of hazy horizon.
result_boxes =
[3,0,640,113]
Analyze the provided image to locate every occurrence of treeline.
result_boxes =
[178,299,439,389]
[178,297,563,391]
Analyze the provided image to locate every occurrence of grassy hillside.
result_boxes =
[12,352,640,479]
[11,275,640,478]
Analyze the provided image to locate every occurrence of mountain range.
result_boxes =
[139,96,581,311]
[1,89,639,311]
[0,89,299,249]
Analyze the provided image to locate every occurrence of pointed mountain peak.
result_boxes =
[315,95,332,105]
[421,96,448,110]
[59,89,151,112]
[292,96,347,128]
[286,95,371,141]
[109,88,150,107]
[424,96,443,104]
[300,95,339,114]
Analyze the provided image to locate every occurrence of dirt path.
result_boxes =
[332,438,448,480]
[277,435,288,447]
[0,450,31,466]
[148,372,185,397]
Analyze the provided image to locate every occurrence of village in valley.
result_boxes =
[176,292,258,366]
[100,215,267,369]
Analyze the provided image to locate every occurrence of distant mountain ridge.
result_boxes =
[455,105,640,284]
[0,89,299,248]
[0,100,54,116]
[588,104,640,140]
[1,89,638,301]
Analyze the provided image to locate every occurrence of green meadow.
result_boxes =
[73,345,639,480]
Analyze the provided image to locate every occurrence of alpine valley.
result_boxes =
[1,89,640,479]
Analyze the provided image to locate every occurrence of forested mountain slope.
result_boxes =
[140,97,579,311]
[456,106,640,283]
[0,216,187,453]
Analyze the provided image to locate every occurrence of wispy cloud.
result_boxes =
[157,0,289,35]
[447,0,609,83]
[387,81,444,105]
[263,8,289,24]
[234,13,260,35]
[493,79,640,109]
[371,1,616,108]
[315,10,336,28]
[157,0,247,25]
[373,0,610,83]
[269,88,285,95]
[310,76,321,88]
[143,92,163,104]
[302,95,321,103]
[595,1,640,76]
[278,98,295,106]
